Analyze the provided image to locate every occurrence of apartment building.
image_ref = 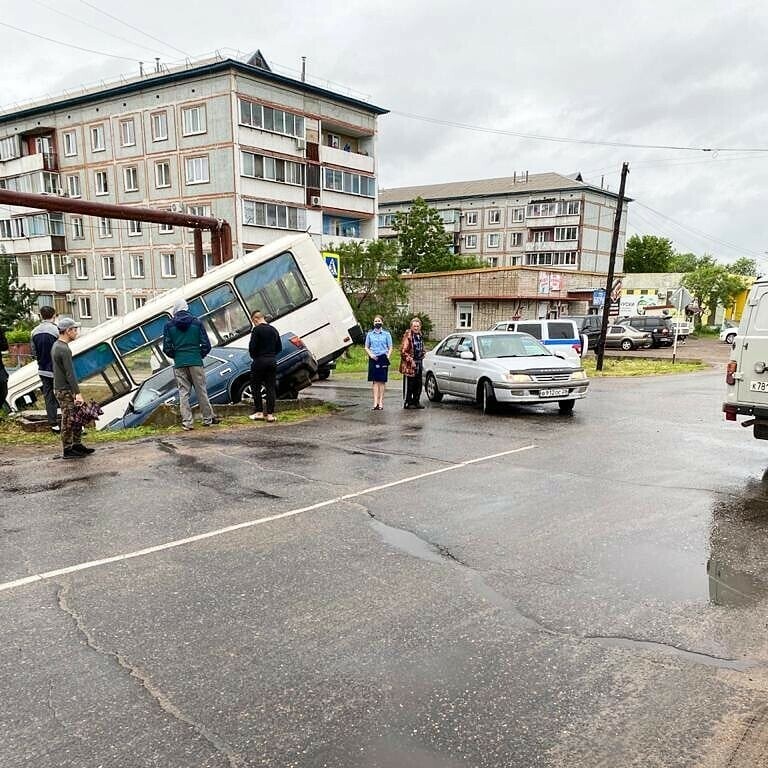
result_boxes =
[0,52,386,327]
[378,172,628,273]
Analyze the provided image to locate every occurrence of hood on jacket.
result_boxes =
[170,310,197,331]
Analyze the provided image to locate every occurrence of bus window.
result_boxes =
[114,314,171,385]
[189,283,251,345]
[73,343,132,405]
[234,251,312,321]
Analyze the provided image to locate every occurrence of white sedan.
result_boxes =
[423,331,589,414]
[720,323,738,345]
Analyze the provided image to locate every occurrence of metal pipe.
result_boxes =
[211,229,222,267]
[193,228,204,277]
[220,221,233,262]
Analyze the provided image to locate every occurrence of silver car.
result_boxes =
[604,324,652,351]
[423,331,589,414]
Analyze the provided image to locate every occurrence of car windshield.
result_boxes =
[477,334,551,358]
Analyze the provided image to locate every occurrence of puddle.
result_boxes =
[369,518,445,565]
[707,559,766,607]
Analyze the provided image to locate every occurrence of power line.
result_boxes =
[29,0,174,59]
[391,109,768,154]
[77,0,189,58]
[0,21,140,62]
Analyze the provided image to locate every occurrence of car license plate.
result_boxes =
[750,381,768,392]
[539,388,568,398]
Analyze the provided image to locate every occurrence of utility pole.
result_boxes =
[596,162,630,371]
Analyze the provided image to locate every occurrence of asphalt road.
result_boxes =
[1,367,767,768]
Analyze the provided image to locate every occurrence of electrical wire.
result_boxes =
[0,21,140,62]
[77,0,189,58]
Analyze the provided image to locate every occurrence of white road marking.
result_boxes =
[0,444,535,594]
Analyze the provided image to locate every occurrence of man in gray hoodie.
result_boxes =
[31,306,60,433]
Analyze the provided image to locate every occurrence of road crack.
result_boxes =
[56,582,243,767]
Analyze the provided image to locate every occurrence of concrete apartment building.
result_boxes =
[378,172,627,272]
[0,51,386,327]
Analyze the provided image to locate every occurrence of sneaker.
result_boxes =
[412,404,425,409]
[266,414,277,423]
[181,424,194,431]
[62,447,85,459]
[50,425,61,434]
[203,417,221,427]
[72,443,95,455]
[249,412,265,421]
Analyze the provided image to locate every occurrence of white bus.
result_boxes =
[8,232,361,427]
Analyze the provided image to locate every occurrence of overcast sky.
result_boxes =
[3,0,767,268]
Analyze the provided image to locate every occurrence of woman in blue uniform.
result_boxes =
[364,315,393,410]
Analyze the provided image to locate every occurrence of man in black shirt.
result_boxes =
[248,311,282,423]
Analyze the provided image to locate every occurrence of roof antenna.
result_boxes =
[301,56,307,82]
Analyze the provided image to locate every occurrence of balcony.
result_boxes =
[525,214,581,228]
[0,152,57,177]
[525,239,579,252]
[320,145,374,174]
[0,234,66,255]
[21,273,72,293]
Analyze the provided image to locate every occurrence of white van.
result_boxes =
[490,319,587,361]
[723,278,768,439]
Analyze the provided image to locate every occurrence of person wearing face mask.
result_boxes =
[364,315,392,410]
[399,317,426,409]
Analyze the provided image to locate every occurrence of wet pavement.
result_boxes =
[1,369,768,767]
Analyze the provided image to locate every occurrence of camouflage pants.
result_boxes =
[54,389,82,450]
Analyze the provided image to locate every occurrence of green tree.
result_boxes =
[682,256,748,327]
[0,257,36,327]
[623,234,675,273]
[333,239,409,332]
[729,257,758,276]
[392,197,458,273]
[668,251,700,272]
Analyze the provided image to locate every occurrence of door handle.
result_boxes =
[164,396,176,405]
[219,367,232,375]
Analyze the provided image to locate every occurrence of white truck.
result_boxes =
[723,278,768,439]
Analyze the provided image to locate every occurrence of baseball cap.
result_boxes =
[57,317,81,332]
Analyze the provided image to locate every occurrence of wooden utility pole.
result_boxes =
[596,162,630,371]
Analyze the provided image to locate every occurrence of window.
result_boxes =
[63,131,77,157]
[0,135,20,161]
[465,211,478,225]
[438,337,461,358]
[534,231,550,243]
[240,151,305,186]
[564,200,581,215]
[327,133,341,149]
[95,170,109,195]
[133,297,147,310]
[75,256,88,279]
[66,174,81,198]
[465,234,478,249]
[377,213,394,228]
[488,209,501,225]
[487,256,499,267]
[524,252,578,266]
[72,217,85,240]
[105,296,119,318]
[161,252,176,277]
[73,342,132,404]
[31,254,67,276]
[154,161,171,188]
[456,303,474,329]
[181,105,206,136]
[516,322,543,339]
[10,218,25,238]
[128,220,143,237]
[323,168,375,197]
[242,199,307,230]
[119,118,135,147]
[151,111,168,141]
[102,254,116,278]
[185,155,209,185]
[187,203,211,217]
[78,296,92,318]
[487,233,500,248]
[238,98,305,138]
[123,166,139,192]
[187,284,251,346]
[555,226,578,241]
[90,124,105,151]
[159,219,174,234]
[130,253,145,278]
[511,207,525,222]
[114,315,172,385]
[510,232,522,247]
[234,251,312,322]
[98,218,112,238]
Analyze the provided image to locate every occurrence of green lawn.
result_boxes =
[583,357,706,377]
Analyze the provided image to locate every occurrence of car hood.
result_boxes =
[479,355,582,374]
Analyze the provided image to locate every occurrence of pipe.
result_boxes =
[211,229,222,267]
[193,229,204,277]
[220,221,233,262]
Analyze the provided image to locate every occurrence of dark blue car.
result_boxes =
[111,333,317,429]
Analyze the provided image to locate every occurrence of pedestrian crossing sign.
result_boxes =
[323,252,340,282]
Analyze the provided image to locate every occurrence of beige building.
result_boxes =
[0,51,386,326]
[403,265,609,339]
[378,172,627,273]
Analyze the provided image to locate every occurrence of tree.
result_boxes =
[334,239,409,332]
[623,234,675,273]
[0,257,36,327]
[668,251,700,272]
[682,256,748,327]
[729,257,758,276]
[392,197,457,273]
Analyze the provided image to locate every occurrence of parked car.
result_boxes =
[109,333,317,429]
[489,319,586,360]
[604,324,652,351]
[720,321,739,345]
[620,315,675,347]
[423,331,589,414]
[670,320,692,342]
[560,315,603,350]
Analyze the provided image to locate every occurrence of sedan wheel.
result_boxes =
[726,333,736,345]
[478,380,496,414]
[425,372,443,402]
[234,381,266,404]
[620,338,634,351]
[558,399,575,414]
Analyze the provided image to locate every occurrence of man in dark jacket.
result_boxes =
[162,299,217,430]
[0,325,8,413]
[248,310,282,423]
[31,306,61,432]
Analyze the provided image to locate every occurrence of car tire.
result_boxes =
[425,372,443,402]
[233,379,266,404]
[620,339,633,351]
[558,399,575,414]
[726,333,736,345]
[317,367,331,380]
[478,379,496,414]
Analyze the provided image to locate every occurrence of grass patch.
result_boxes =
[583,357,706,377]
[0,404,336,448]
